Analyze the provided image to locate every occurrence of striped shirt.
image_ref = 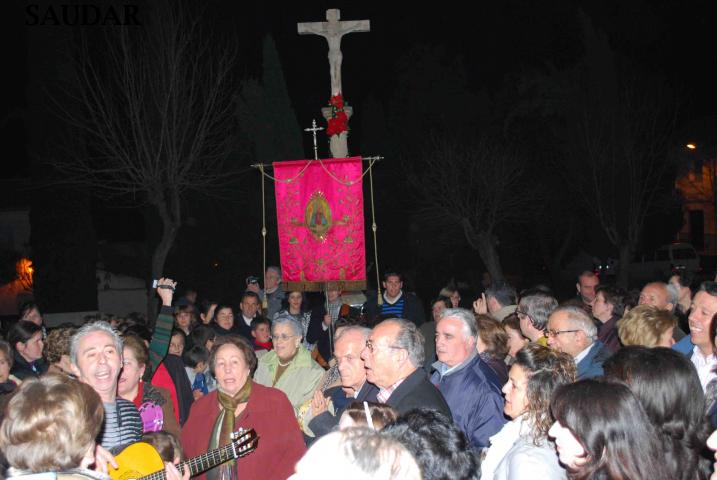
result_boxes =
[381,294,405,318]
[100,399,143,453]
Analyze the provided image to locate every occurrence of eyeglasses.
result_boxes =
[515,309,531,319]
[272,334,297,342]
[364,339,403,354]
[544,329,581,338]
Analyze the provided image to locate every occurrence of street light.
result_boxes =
[686,143,697,150]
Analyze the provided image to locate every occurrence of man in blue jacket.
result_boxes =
[430,308,506,449]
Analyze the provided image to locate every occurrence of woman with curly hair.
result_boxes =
[481,343,576,479]
[44,324,78,376]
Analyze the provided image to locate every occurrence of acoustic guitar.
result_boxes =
[109,428,258,480]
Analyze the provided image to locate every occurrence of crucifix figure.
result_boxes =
[298,9,370,97]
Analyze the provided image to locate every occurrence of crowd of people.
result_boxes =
[2,267,717,479]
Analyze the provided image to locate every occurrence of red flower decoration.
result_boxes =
[326,94,349,137]
[330,94,344,109]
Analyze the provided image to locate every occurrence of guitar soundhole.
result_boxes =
[119,470,142,480]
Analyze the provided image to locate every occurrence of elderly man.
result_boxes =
[364,272,425,326]
[516,290,558,346]
[430,308,506,449]
[546,305,612,379]
[639,281,685,341]
[70,321,142,452]
[576,270,599,311]
[360,318,450,416]
[304,326,379,441]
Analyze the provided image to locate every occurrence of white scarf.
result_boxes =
[480,415,530,479]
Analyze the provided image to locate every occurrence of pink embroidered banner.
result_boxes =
[273,157,366,291]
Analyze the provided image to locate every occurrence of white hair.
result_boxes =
[291,428,421,480]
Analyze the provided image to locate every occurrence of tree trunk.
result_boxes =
[146,191,181,326]
[475,232,505,283]
[461,218,505,284]
[617,243,632,289]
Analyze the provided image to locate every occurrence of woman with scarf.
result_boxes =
[181,335,305,480]
[481,343,575,480]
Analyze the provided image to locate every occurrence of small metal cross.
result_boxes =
[304,119,324,160]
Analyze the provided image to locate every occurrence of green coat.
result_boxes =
[253,346,324,415]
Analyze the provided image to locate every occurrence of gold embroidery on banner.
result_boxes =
[305,192,332,240]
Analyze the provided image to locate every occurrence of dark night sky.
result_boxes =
[4,0,717,170]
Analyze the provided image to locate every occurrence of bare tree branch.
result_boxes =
[46,0,241,315]
[406,133,529,281]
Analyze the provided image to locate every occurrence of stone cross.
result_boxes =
[297,9,370,97]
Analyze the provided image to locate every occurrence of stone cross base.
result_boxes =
[321,105,353,158]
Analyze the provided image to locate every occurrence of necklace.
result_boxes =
[278,358,292,367]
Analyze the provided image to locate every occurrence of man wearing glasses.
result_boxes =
[360,318,450,417]
[546,305,612,379]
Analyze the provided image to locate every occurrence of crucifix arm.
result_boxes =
[297,22,328,36]
[336,20,370,35]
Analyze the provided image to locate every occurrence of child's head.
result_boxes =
[338,401,398,431]
[182,345,209,372]
[169,329,186,356]
[251,317,271,344]
[142,431,184,464]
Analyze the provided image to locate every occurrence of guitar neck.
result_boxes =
[140,442,239,480]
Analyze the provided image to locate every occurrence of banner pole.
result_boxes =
[369,164,382,306]
[260,164,268,310]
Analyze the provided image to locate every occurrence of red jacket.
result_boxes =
[181,382,306,480]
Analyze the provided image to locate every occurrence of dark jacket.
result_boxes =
[233,315,255,342]
[10,351,47,380]
[597,314,622,353]
[430,353,506,449]
[480,353,509,387]
[306,303,359,361]
[307,382,379,443]
[363,291,426,327]
[385,368,451,418]
[576,341,612,379]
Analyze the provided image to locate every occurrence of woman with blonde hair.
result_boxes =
[0,374,189,480]
[617,304,676,348]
